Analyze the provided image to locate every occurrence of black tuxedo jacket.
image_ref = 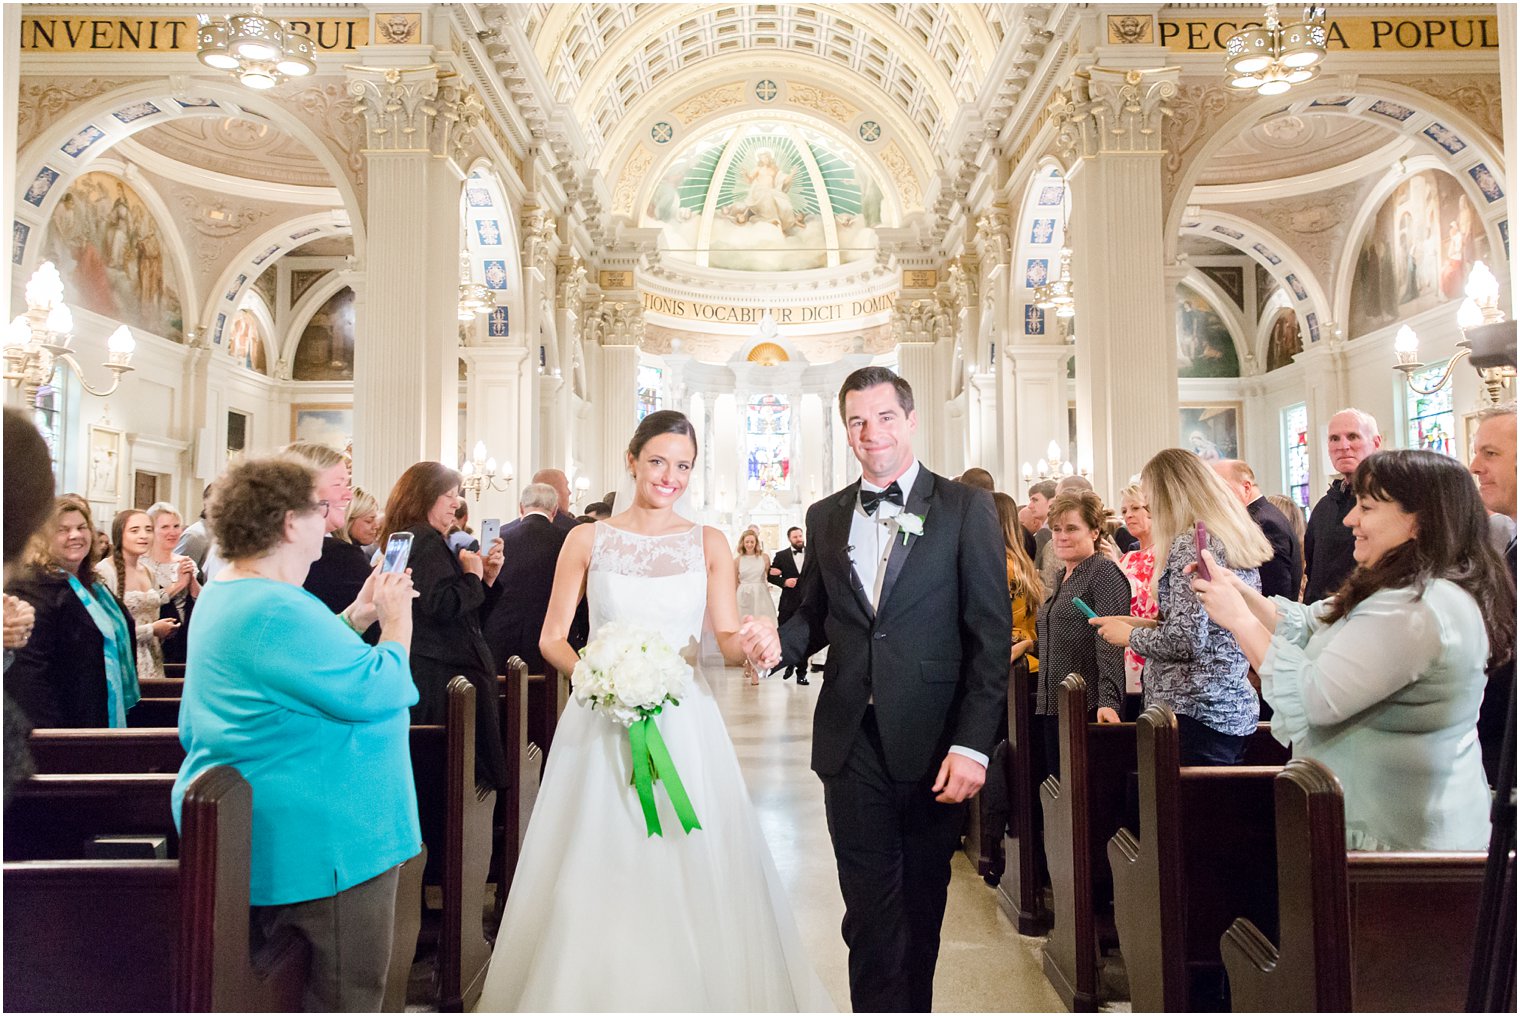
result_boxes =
[483,513,575,674]
[1248,496,1304,601]
[777,467,1011,782]
[768,544,806,617]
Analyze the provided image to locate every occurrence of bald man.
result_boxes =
[532,468,580,532]
[1304,408,1382,602]
[1212,459,1302,600]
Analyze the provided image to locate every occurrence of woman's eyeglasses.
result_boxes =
[313,500,331,518]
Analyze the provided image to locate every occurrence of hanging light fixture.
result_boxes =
[197,7,316,91]
[1392,261,1516,406]
[1225,4,1328,96]
[458,252,495,322]
[1034,175,1076,319]
[4,261,136,405]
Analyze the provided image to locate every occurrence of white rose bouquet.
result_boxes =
[573,622,702,836]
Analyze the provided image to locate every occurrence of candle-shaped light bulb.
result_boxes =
[1045,440,1062,463]
[485,457,497,476]
[1465,261,1499,307]
[1394,324,1419,356]
[6,316,31,349]
[500,460,514,481]
[1457,298,1484,332]
[462,460,475,477]
[1021,462,1033,482]
[472,440,487,464]
[25,262,64,310]
[45,303,72,337]
[106,325,135,355]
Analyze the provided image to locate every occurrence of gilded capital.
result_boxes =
[1054,65,1179,160]
[974,211,1012,266]
[347,64,484,159]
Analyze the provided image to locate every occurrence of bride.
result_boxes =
[476,410,835,1012]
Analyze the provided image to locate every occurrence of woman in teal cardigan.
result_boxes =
[173,454,421,1012]
[1193,449,1514,850]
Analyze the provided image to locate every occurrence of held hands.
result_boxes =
[737,615,782,670]
[932,752,986,804]
[3,595,35,649]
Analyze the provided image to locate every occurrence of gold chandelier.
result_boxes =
[1033,245,1076,319]
[196,7,316,91]
[458,253,495,322]
[1225,4,1328,96]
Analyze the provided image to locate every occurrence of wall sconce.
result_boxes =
[4,261,135,405]
[1021,439,1089,483]
[460,440,513,500]
[1393,262,1515,405]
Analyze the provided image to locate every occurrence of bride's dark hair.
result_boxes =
[628,410,698,461]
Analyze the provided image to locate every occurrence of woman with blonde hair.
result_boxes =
[338,486,381,554]
[992,492,1041,670]
[1092,448,1272,764]
[735,530,777,684]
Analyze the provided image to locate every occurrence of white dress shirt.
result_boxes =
[852,460,988,770]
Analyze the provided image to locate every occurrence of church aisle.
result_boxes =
[710,669,1065,1013]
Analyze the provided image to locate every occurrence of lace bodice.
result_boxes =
[587,522,709,659]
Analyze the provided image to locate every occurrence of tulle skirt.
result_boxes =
[476,669,834,1013]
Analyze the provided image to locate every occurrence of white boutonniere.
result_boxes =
[894,511,925,546]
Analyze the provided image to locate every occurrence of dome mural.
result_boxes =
[643,122,889,272]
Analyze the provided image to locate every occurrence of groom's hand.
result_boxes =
[931,753,986,804]
[737,616,782,669]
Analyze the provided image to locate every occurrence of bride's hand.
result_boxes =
[738,616,782,670]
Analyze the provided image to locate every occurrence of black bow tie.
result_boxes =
[792,545,805,554]
[860,482,904,515]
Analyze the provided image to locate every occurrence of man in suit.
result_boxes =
[767,526,809,683]
[483,482,575,674]
[502,468,581,538]
[776,367,1010,1012]
[1213,459,1303,600]
[1470,402,1516,783]
[1304,408,1382,602]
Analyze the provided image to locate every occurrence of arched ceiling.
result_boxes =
[516,3,1004,156]
[1199,113,1401,187]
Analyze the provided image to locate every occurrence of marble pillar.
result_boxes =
[1003,344,1073,489]
[460,345,532,522]
[896,337,938,464]
[597,303,642,486]
[346,62,483,492]
[1055,62,1180,495]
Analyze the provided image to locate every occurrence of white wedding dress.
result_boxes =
[476,522,834,1013]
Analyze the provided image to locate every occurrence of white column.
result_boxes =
[347,63,482,492]
[1005,344,1073,489]
[598,305,641,483]
[461,345,531,521]
[1056,63,1180,495]
[896,338,937,464]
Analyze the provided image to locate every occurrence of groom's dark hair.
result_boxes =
[837,366,914,422]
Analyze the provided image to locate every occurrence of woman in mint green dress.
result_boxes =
[1191,449,1513,850]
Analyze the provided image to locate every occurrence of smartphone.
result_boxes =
[1072,596,1098,620]
[381,532,414,574]
[480,518,501,549]
[1194,521,1212,581]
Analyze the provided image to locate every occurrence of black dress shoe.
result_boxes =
[780,667,793,680]
[795,674,810,685]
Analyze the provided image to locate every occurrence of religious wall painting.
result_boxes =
[112,101,161,124]
[1306,311,1322,343]
[60,124,105,158]
[1285,274,1308,301]
[1200,266,1244,310]
[1180,405,1240,461]
[1025,259,1048,289]
[174,97,219,109]
[290,405,352,457]
[1422,123,1467,156]
[1468,164,1504,203]
[225,309,268,375]
[1368,99,1416,122]
[1500,220,1509,258]
[293,287,355,381]
[745,394,792,491]
[1251,242,1282,266]
[1176,285,1240,378]
[86,423,122,503]
[289,269,327,305]
[1211,225,1244,240]
[1348,169,1489,338]
[252,267,277,309]
[288,227,320,242]
[251,244,280,266]
[1309,95,1354,108]
[41,171,184,342]
[1265,308,1304,371]
[645,122,885,272]
[13,221,28,265]
[224,274,248,303]
[23,166,60,207]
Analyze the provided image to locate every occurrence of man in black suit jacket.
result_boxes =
[482,483,582,674]
[776,368,1010,1012]
[1214,459,1303,600]
[767,526,808,681]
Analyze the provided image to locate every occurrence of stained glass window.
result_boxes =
[745,394,792,491]
[636,364,663,422]
[1406,364,1456,458]
[1283,403,1310,509]
[32,382,63,485]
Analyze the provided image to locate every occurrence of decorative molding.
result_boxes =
[975,210,1012,266]
[1389,75,1504,142]
[16,77,141,151]
[522,209,558,275]
[879,141,922,212]
[346,65,484,159]
[1054,65,1180,161]
[784,83,859,125]
[1161,82,1249,205]
[671,82,746,125]
[612,144,655,216]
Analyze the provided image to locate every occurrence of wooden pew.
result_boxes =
[29,727,186,773]
[3,766,309,1011]
[128,695,183,728]
[139,676,184,698]
[527,669,568,761]
[1039,674,1136,1011]
[162,662,186,679]
[490,657,540,921]
[1221,758,1487,1012]
[411,676,494,1012]
[1108,706,1287,1011]
[996,658,1050,934]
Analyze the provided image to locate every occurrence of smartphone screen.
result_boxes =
[382,532,413,574]
[1194,521,1212,581]
[480,518,501,548]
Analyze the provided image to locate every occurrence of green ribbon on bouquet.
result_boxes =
[628,712,702,837]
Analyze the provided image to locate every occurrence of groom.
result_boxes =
[775,366,1010,1012]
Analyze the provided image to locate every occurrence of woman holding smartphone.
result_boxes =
[379,462,509,792]
[1090,448,1271,765]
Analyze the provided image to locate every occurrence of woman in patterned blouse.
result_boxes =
[1090,449,1271,765]
[1115,484,1158,719]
